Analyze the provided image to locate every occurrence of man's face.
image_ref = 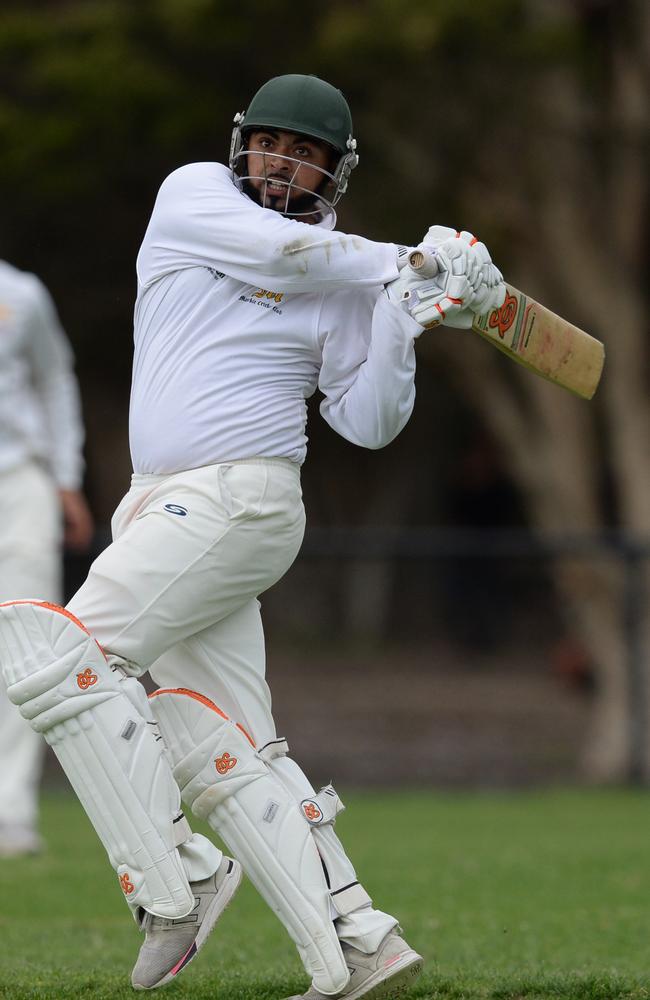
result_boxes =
[245,129,334,210]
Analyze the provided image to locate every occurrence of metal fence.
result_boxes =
[64,527,650,785]
[296,527,650,782]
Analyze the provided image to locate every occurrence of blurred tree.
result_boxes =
[403,0,649,780]
[0,0,647,778]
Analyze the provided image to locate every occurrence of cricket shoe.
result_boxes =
[131,855,242,990]
[285,929,423,1000]
[0,824,43,858]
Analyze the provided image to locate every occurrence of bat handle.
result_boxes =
[407,248,440,278]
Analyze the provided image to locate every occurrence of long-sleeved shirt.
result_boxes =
[0,261,84,489]
[130,161,423,474]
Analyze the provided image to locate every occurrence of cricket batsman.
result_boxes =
[0,75,505,997]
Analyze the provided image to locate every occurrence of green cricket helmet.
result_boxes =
[229,74,359,220]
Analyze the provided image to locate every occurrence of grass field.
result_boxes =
[1,790,650,999]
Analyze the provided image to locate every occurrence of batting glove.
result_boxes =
[420,225,506,321]
[384,263,471,328]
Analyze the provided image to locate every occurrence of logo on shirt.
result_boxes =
[253,288,284,304]
[239,287,285,315]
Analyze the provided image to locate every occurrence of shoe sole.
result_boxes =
[133,858,243,990]
[344,949,424,1000]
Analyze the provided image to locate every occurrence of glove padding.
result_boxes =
[385,263,472,329]
[419,225,506,326]
[386,225,506,330]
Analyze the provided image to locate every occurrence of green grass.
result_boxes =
[1,789,650,999]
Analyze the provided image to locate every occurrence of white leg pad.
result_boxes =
[0,601,194,919]
[267,754,398,953]
[267,756,372,915]
[150,688,349,997]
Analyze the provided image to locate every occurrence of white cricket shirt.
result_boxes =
[0,261,84,489]
[130,162,423,473]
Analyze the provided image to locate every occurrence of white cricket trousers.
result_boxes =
[69,459,305,741]
[68,459,395,953]
[0,462,61,828]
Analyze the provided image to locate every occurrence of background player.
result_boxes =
[0,75,504,998]
[0,260,93,857]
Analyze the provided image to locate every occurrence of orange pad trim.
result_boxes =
[0,600,90,635]
[150,687,256,747]
[0,600,107,660]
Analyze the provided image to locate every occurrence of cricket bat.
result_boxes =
[408,249,605,400]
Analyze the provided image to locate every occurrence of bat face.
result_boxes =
[472,286,605,400]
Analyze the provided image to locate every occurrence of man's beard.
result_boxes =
[242,178,325,221]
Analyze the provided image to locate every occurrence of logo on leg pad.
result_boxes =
[215,752,238,775]
[76,667,98,689]
[119,872,135,895]
[301,800,324,824]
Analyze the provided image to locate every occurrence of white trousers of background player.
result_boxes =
[0,462,61,830]
[68,459,397,954]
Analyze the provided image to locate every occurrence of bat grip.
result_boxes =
[408,248,440,278]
